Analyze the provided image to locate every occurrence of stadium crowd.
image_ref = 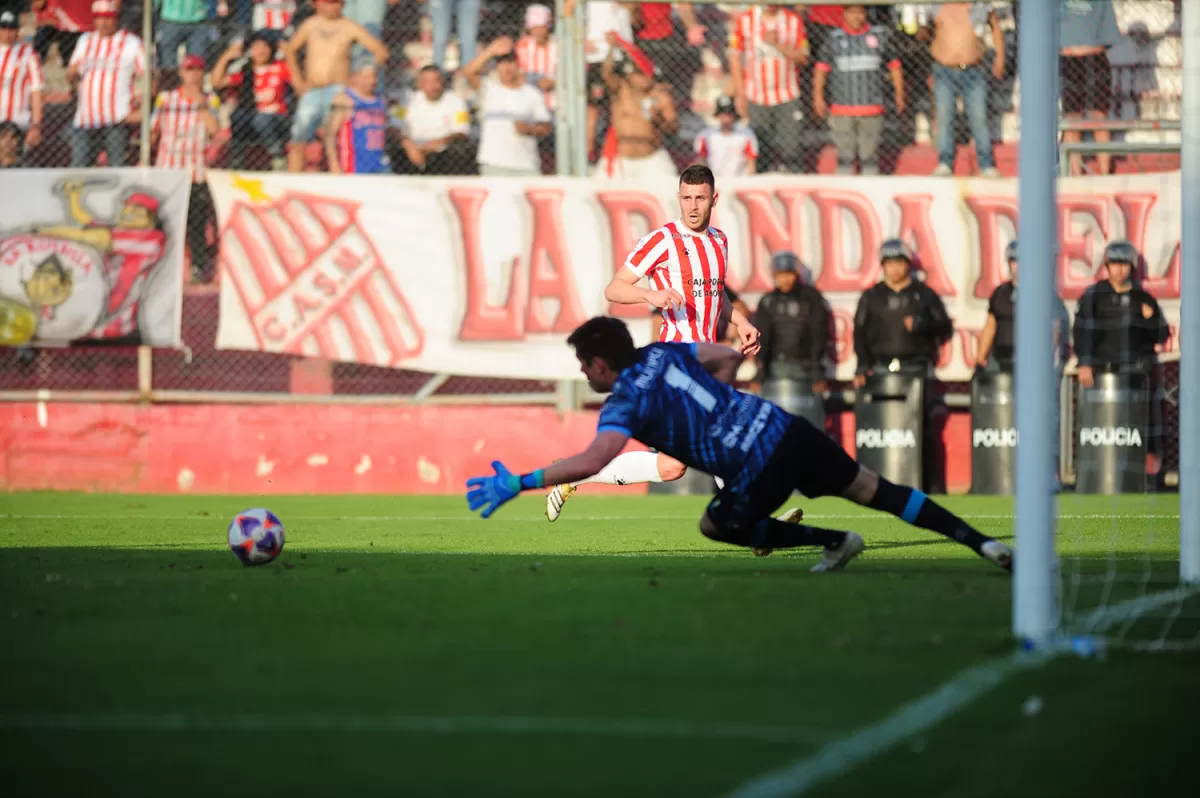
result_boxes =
[0,0,1183,281]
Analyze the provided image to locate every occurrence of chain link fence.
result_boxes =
[0,0,1186,436]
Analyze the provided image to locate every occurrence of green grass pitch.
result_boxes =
[1,492,1197,797]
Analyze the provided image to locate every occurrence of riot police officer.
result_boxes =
[1073,240,1169,483]
[976,239,1071,374]
[1073,240,1168,386]
[853,238,953,491]
[754,251,831,386]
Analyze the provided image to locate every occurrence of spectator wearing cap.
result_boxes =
[812,4,903,176]
[1059,0,1121,176]
[693,95,757,178]
[430,0,481,72]
[31,0,93,68]
[66,1,146,167]
[155,0,213,77]
[0,9,44,155]
[462,36,551,177]
[152,53,222,282]
[594,30,677,180]
[727,4,808,174]
[754,251,832,389]
[212,30,291,170]
[0,119,23,167]
[391,64,471,175]
[516,4,556,111]
[924,2,1005,177]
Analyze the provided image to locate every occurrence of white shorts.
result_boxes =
[593,148,677,181]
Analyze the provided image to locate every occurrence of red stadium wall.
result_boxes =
[0,404,973,495]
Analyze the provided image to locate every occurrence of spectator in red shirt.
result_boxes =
[31,0,93,66]
[212,31,291,170]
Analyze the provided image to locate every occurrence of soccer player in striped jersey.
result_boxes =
[471,317,1013,573]
[545,164,760,522]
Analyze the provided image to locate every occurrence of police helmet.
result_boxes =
[771,251,800,273]
[879,238,913,264]
[1102,239,1139,267]
[1005,239,1018,263]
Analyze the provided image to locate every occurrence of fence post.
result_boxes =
[139,0,154,167]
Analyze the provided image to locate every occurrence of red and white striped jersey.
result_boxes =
[69,30,146,129]
[515,35,557,110]
[90,226,168,340]
[0,42,44,128]
[152,88,220,183]
[624,221,730,344]
[252,0,296,31]
[728,8,807,107]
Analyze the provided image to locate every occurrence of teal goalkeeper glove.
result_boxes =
[466,461,545,519]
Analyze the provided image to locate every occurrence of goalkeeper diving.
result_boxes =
[466,317,1013,573]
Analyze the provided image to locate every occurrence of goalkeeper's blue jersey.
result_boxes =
[596,343,793,490]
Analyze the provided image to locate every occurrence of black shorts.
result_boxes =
[706,416,860,529]
[1060,52,1112,115]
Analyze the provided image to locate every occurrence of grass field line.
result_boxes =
[0,512,1182,522]
[724,584,1200,798]
[0,711,835,746]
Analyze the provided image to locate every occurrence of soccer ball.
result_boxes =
[228,508,286,566]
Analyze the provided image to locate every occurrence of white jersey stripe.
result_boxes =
[72,31,146,130]
[624,219,730,344]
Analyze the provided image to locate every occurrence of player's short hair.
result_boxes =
[679,164,715,192]
[568,317,638,371]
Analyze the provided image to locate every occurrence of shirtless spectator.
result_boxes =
[926,3,1004,177]
[462,36,552,177]
[594,32,678,180]
[564,0,632,161]
[284,0,389,172]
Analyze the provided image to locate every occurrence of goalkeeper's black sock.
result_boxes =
[748,519,846,550]
[868,478,990,554]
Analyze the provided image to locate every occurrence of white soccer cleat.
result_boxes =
[752,506,804,557]
[981,539,1013,572]
[810,531,865,573]
[545,483,575,522]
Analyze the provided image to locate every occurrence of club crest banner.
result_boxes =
[0,168,190,348]
[207,171,1181,382]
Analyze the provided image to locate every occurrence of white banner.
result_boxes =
[0,168,190,348]
[208,171,1182,381]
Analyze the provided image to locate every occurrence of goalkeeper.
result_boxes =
[467,317,1012,573]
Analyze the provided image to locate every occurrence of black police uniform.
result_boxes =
[985,281,1070,373]
[1073,278,1169,463]
[755,282,831,381]
[853,276,953,492]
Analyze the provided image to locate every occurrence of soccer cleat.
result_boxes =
[981,539,1013,572]
[545,483,575,522]
[752,507,804,557]
[810,531,865,573]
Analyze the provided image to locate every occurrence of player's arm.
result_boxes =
[466,430,631,518]
[727,302,760,355]
[692,341,745,384]
[605,264,684,311]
